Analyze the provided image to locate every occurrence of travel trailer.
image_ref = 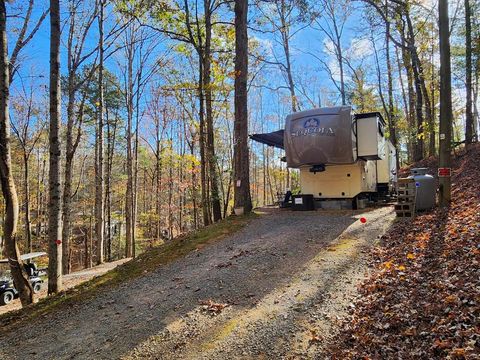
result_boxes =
[251,106,397,209]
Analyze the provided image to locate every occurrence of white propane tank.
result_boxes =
[408,168,436,210]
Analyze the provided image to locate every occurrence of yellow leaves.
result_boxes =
[444,294,458,304]
[381,261,407,275]
[450,348,466,357]
[407,253,415,260]
[417,132,425,140]
[95,101,100,106]
[434,339,452,350]
[382,260,394,269]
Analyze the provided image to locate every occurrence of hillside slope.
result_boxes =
[330,144,480,358]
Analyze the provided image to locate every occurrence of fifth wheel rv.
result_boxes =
[250,106,397,209]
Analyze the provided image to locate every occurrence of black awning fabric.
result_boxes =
[249,129,285,149]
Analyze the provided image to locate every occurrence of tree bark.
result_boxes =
[125,33,134,258]
[384,5,399,170]
[95,0,105,265]
[48,0,63,294]
[0,0,34,306]
[23,153,32,253]
[465,0,473,144]
[62,91,74,274]
[279,0,299,111]
[204,0,222,222]
[198,53,210,226]
[233,0,252,214]
[438,0,452,206]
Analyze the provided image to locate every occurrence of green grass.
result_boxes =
[0,213,256,330]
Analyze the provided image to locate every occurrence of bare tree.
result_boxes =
[0,0,34,306]
[63,0,98,274]
[312,0,350,105]
[11,83,44,253]
[48,0,63,294]
[8,0,49,84]
[95,0,105,265]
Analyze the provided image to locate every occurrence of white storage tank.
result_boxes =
[409,168,436,210]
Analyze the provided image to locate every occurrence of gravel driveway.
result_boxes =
[0,207,394,359]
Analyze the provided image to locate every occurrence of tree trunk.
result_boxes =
[197,53,210,226]
[384,8,399,170]
[400,34,416,163]
[233,0,252,213]
[438,0,452,206]
[125,27,135,258]
[465,0,473,144]
[106,114,112,261]
[279,0,298,111]
[155,117,162,241]
[23,154,32,253]
[204,0,222,222]
[48,0,63,294]
[62,90,75,275]
[405,10,432,160]
[0,1,33,306]
[95,0,105,265]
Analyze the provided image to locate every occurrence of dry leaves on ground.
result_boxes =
[329,144,480,359]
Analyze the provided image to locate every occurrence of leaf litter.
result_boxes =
[329,144,480,359]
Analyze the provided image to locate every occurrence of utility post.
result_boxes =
[438,0,452,207]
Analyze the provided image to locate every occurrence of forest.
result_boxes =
[0,0,478,307]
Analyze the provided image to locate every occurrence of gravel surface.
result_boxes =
[0,258,131,316]
[0,207,394,359]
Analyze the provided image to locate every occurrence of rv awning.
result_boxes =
[249,129,284,149]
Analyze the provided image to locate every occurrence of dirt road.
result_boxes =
[0,207,394,359]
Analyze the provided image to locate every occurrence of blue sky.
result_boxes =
[7,0,471,143]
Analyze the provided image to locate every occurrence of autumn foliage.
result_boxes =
[330,144,480,358]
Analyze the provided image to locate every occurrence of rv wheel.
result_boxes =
[33,282,42,294]
[0,291,14,305]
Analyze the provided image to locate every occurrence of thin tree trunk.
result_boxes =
[0,1,33,306]
[400,37,416,163]
[465,0,473,144]
[279,0,298,111]
[95,0,105,265]
[189,140,198,230]
[106,119,112,261]
[155,115,162,241]
[198,54,210,226]
[204,0,222,222]
[23,154,32,253]
[48,0,63,294]
[62,95,74,274]
[125,27,134,258]
[384,8,399,170]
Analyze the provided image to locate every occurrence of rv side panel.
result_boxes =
[299,160,376,199]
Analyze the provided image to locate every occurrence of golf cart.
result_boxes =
[0,252,47,305]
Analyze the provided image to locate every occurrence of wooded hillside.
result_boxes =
[331,144,480,358]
